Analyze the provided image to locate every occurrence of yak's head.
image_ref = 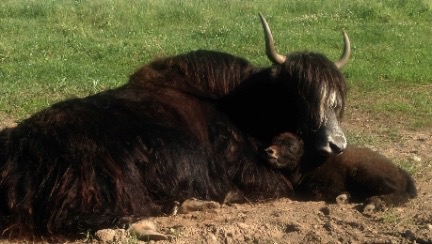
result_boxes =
[259,13,350,156]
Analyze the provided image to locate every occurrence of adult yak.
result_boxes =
[0,14,350,240]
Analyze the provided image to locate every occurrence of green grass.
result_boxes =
[382,208,401,224]
[1,0,431,129]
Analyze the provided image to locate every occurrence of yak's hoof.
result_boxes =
[336,193,350,204]
[223,190,244,204]
[362,197,387,215]
[176,198,221,215]
[363,203,376,215]
[129,220,169,241]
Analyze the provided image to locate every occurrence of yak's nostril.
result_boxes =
[330,142,344,155]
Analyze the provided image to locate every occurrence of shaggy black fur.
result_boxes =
[0,49,348,240]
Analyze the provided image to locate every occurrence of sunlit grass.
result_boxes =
[348,84,432,129]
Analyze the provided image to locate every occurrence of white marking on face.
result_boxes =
[318,85,327,125]
[318,85,337,127]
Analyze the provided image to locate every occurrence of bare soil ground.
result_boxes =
[0,104,431,243]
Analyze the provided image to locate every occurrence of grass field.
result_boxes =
[1,0,431,129]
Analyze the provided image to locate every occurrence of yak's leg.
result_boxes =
[172,198,221,215]
[362,192,413,215]
[361,175,415,215]
[350,166,416,214]
[335,192,351,204]
[362,196,386,215]
[128,220,170,241]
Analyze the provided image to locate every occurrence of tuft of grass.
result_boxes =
[345,131,382,148]
[382,209,401,225]
[395,159,419,175]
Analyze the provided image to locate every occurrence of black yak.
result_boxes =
[0,14,350,240]
[264,132,417,212]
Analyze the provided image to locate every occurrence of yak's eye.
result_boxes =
[332,102,338,109]
[328,92,338,109]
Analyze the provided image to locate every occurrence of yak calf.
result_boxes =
[264,132,417,212]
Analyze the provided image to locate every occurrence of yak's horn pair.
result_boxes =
[258,13,351,69]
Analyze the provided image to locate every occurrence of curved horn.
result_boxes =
[334,30,351,69]
[258,13,287,65]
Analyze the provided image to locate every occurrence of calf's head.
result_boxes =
[265,132,304,170]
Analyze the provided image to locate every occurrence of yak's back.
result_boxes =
[129,50,259,98]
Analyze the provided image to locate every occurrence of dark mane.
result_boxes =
[279,52,348,130]
[212,51,348,144]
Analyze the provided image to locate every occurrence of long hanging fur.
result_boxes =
[0,49,348,240]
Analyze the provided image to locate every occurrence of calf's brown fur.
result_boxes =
[265,132,417,209]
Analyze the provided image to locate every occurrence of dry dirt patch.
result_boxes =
[0,108,431,243]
